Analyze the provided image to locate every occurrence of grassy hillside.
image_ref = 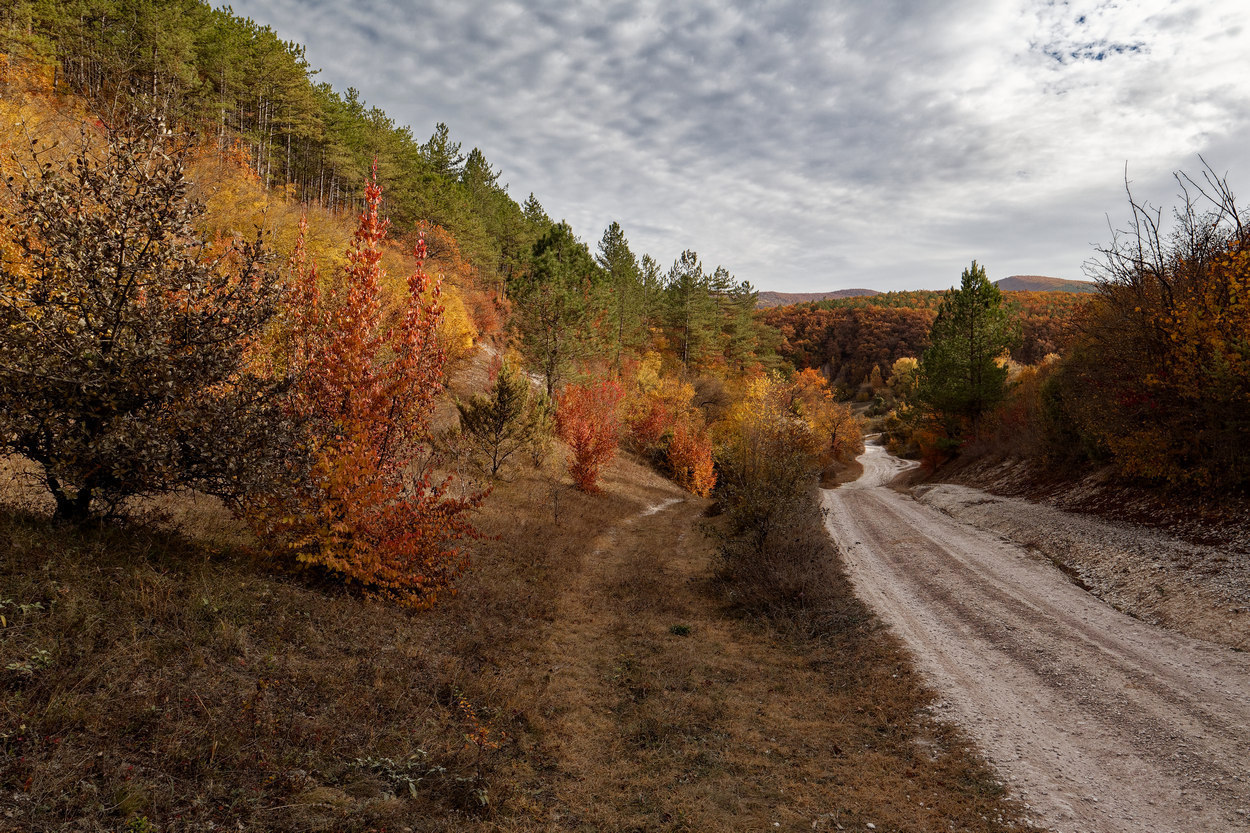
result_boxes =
[0,440,1029,832]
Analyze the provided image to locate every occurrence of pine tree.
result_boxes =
[596,221,644,367]
[521,192,549,227]
[422,121,464,179]
[917,261,1016,435]
[514,222,604,397]
[456,360,548,478]
[664,250,720,370]
[720,276,759,372]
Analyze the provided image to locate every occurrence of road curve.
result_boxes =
[822,442,1250,833]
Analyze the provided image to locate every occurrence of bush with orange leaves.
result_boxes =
[667,415,717,497]
[243,166,481,609]
[556,378,625,492]
[619,362,716,497]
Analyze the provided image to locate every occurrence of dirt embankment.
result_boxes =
[914,482,1250,651]
[823,443,1250,833]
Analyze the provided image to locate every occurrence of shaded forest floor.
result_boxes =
[0,446,1032,832]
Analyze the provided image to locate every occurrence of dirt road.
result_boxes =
[822,443,1250,833]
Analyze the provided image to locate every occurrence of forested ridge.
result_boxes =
[1,0,541,284]
[761,288,1087,391]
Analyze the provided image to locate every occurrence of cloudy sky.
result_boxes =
[230,0,1249,292]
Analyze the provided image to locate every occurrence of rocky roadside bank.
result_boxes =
[913,481,1250,651]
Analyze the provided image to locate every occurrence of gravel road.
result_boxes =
[822,443,1250,833]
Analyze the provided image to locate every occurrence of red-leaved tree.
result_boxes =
[556,378,624,492]
[246,165,481,608]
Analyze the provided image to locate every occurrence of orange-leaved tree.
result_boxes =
[246,165,481,608]
[620,366,717,497]
[668,413,716,497]
[786,368,865,466]
[556,378,624,492]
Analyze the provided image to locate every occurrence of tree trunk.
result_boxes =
[47,472,93,523]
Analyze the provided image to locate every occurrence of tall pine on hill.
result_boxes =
[917,261,1017,435]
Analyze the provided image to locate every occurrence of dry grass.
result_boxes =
[0,452,613,831]
[0,439,1031,832]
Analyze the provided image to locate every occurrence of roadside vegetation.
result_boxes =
[873,171,1249,502]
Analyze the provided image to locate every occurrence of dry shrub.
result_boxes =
[717,486,871,640]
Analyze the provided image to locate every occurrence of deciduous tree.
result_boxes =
[714,375,823,557]
[556,378,624,493]
[0,111,292,521]
[1051,167,1250,488]
[668,414,716,497]
[245,166,481,608]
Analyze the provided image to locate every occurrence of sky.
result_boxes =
[229,0,1250,292]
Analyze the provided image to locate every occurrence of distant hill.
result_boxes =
[996,275,1097,293]
[756,288,880,308]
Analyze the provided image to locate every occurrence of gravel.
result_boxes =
[913,482,1250,651]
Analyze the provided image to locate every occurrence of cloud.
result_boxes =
[230,0,1250,291]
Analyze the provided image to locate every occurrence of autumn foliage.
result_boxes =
[620,365,717,497]
[761,291,1085,391]
[0,109,292,521]
[714,375,827,557]
[245,167,481,608]
[1048,177,1250,489]
[556,378,625,492]
[667,415,717,497]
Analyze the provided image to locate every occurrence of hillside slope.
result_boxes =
[756,288,879,308]
[995,275,1096,293]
